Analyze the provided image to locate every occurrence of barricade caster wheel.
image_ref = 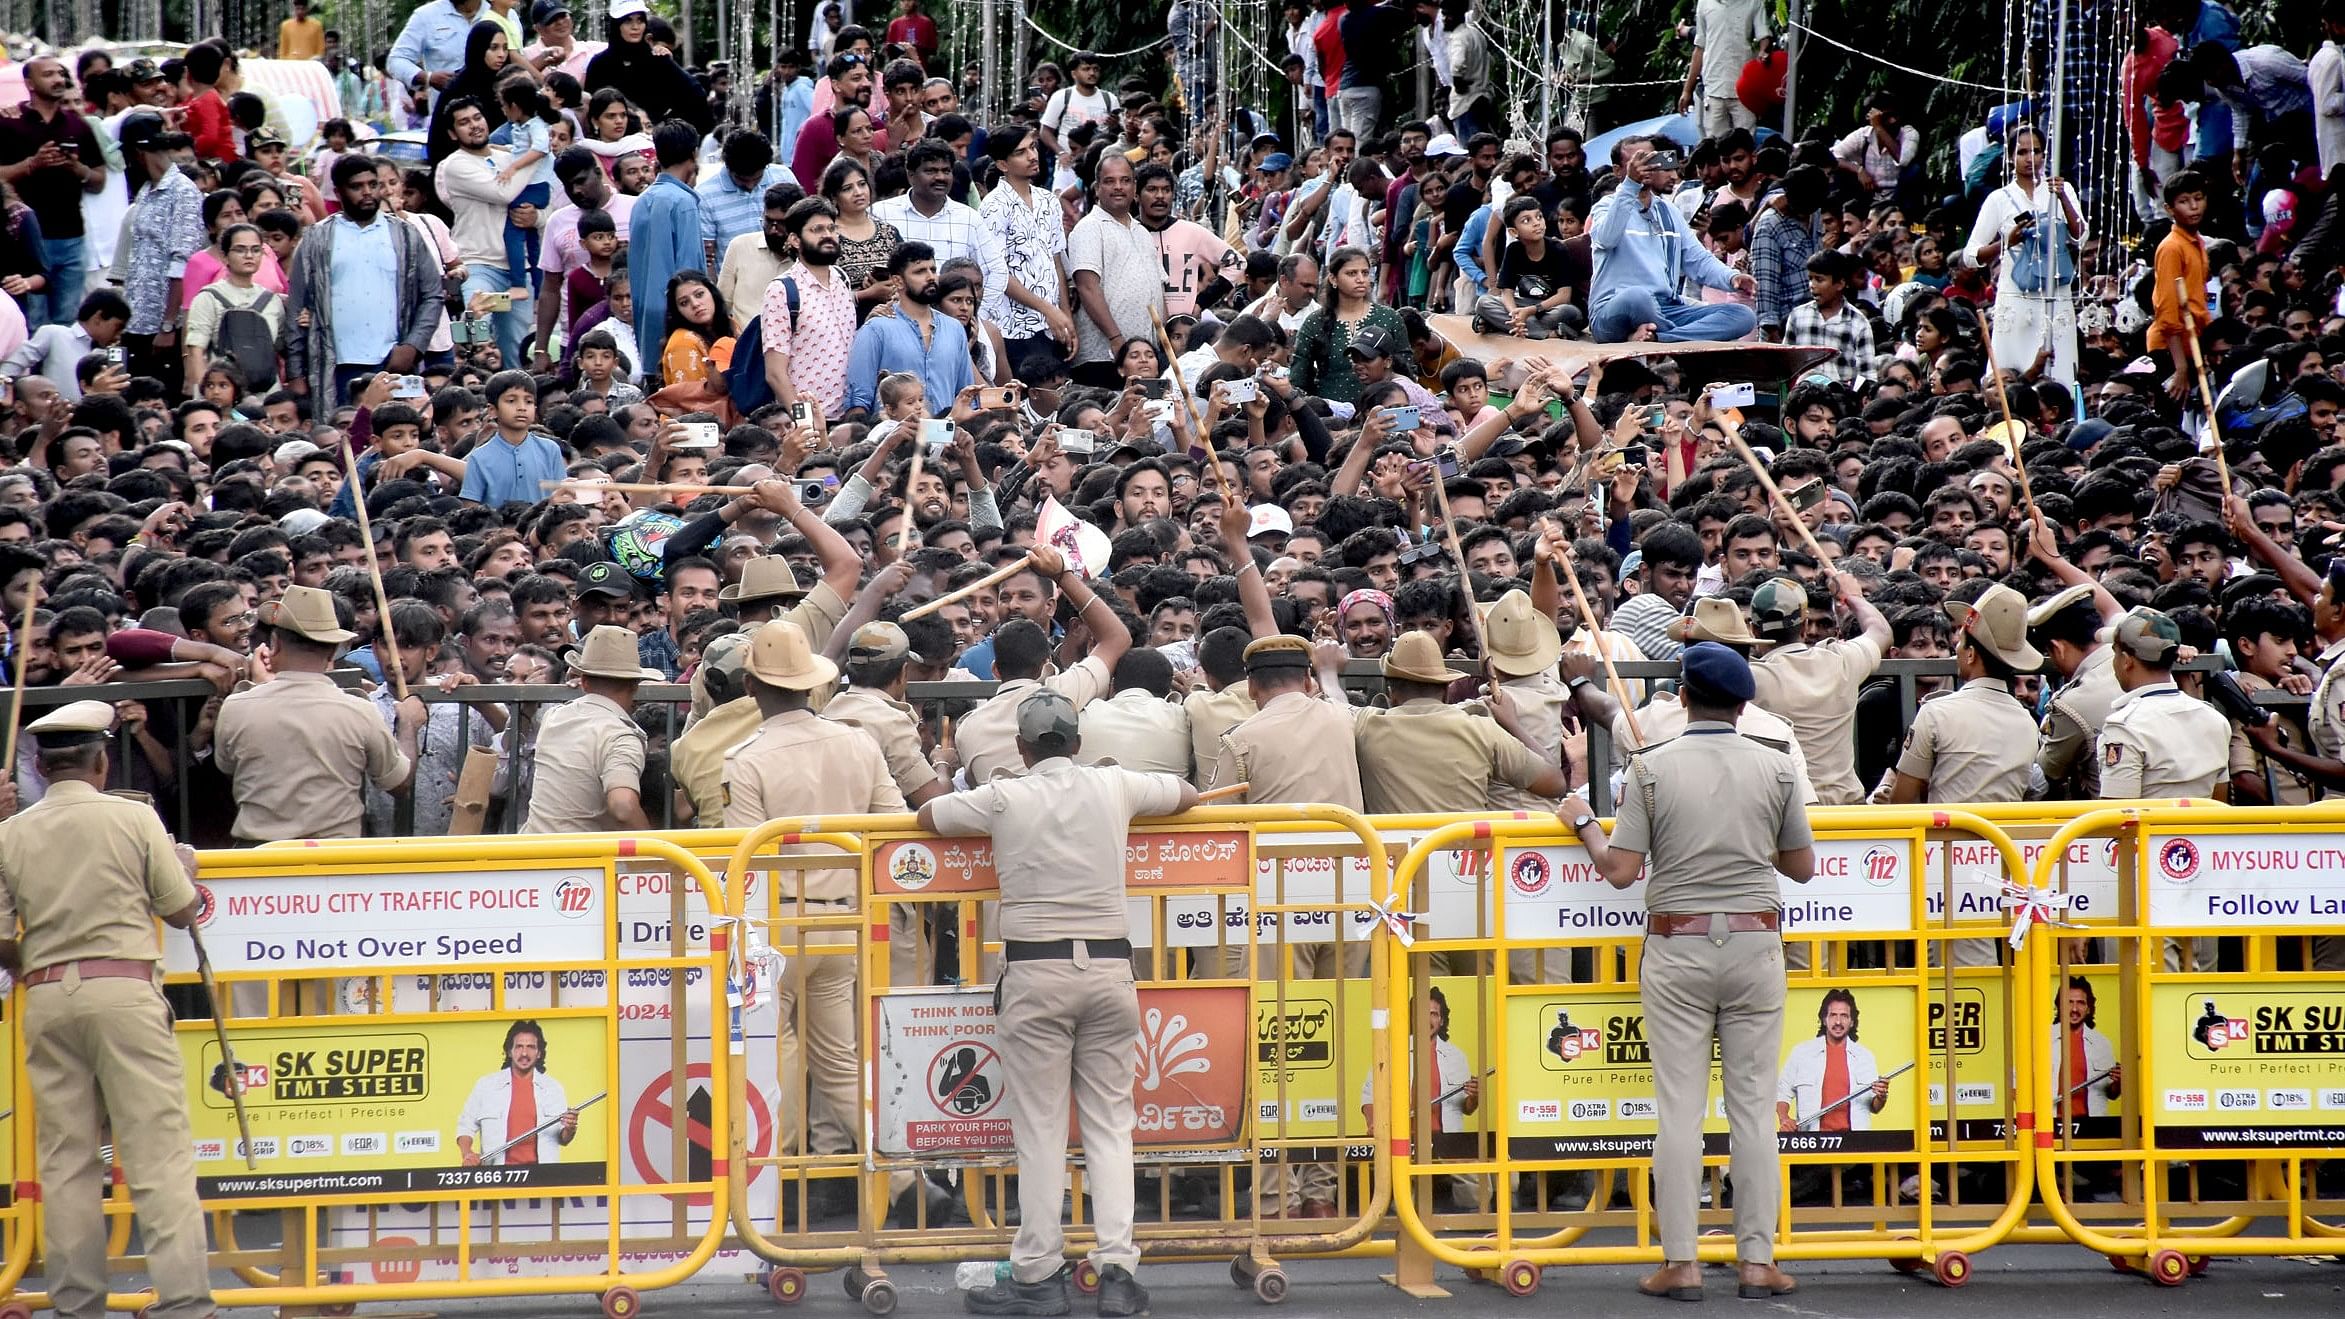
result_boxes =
[1230,1254,1258,1288]
[0,1304,31,1319]
[1252,1264,1289,1304]
[601,1284,642,1318]
[1501,1258,1541,1296]
[1931,1250,1971,1288]
[1889,1234,1923,1274]
[1071,1259,1101,1294]
[321,1306,358,1317]
[2148,1249,2190,1286]
[858,1276,899,1315]
[2186,1255,2210,1277]
[1461,1267,1491,1285]
[2107,1253,2140,1275]
[768,1265,808,1304]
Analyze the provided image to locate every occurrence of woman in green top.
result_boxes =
[1291,245,1407,406]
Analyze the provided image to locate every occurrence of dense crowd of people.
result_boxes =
[0,0,2336,967]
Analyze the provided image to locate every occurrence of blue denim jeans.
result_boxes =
[1589,289,1758,344]
[37,234,83,327]
[459,261,530,368]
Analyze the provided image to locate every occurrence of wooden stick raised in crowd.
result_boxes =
[1426,470,1481,652]
[1972,320,2043,528]
[2175,277,2237,497]
[901,553,1036,621]
[1722,422,1835,568]
[540,480,760,497]
[2,582,37,780]
[1196,782,1250,803]
[1150,306,1229,502]
[894,443,926,552]
[1549,524,1644,747]
[340,439,408,702]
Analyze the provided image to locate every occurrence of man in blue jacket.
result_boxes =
[1587,141,1758,344]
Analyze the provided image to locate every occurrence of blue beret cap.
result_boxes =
[1681,641,1756,703]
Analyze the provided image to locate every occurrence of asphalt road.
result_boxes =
[86,1241,2340,1318]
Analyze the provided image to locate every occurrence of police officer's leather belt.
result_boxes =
[1646,912,1780,938]
[21,958,158,985]
[1004,938,1133,961]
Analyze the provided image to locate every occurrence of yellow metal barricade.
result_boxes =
[2023,804,2345,1282]
[0,970,33,1309]
[6,837,734,1318]
[1377,808,2040,1295]
[721,806,1395,1311]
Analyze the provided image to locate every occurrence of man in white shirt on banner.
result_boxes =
[455,1020,579,1166]
[1775,989,1886,1132]
[2050,976,2121,1119]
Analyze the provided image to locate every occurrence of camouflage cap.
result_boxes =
[1749,577,1806,634]
[2104,607,2183,666]
[1015,689,1082,752]
[848,620,910,664]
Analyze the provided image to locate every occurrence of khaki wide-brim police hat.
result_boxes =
[1667,595,1764,648]
[1480,589,1562,678]
[1381,630,1469,686]
[261,584,356,644]
[570,624,664,682]
[744,619,839,691]
[718,555,807,605]
[1946,583,2044,672]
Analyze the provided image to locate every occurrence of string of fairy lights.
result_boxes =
[0,0,2166,247]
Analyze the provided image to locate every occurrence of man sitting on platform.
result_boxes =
[1587,140,1758,344]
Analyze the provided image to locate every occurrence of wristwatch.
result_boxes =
[1566,674,1590,692]
[1567,812,1597,832]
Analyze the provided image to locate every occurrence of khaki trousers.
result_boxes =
[997,956,1140,1283]
[1641,927,1784,1264]
[26,973,213,1319]
[775,921,860,1156]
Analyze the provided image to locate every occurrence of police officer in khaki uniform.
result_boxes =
[2098,608,2231,802]
[1888,584,2044,970]
[669,630,757,822]
[1562,644,1811,1302]
[522,625,659,832]
[214,584,422,841]
[2097,608,2233,974]
[721,622,909,1206]
[824,620,950,989]
[0,702,214,1319]
[1183,627,1257,789]
[1746,574,1892,805]
[1206,632,1366,1217]
[2028,582,2124,799]
[921,691,1197,1318]
[673,489,868,822]
[1348,631,1569,817]
[1479,591,1570,813]
[1574,599,1817,801]
[1888,585,2042,807]
[954,548,1132,785]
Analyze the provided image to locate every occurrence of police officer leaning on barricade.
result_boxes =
[1559,642,1812,1303]
[918,689,1199,1318]
[214,583,423,843]
[0,701,215,1319]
